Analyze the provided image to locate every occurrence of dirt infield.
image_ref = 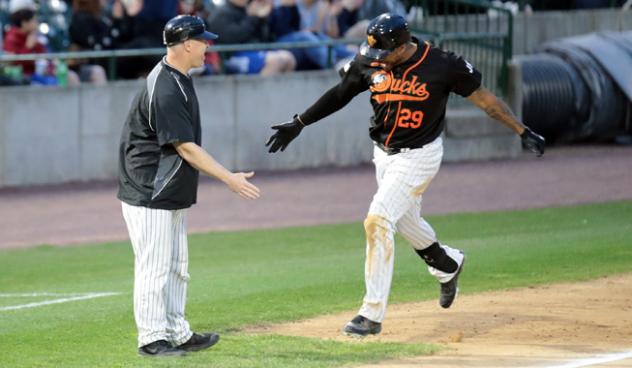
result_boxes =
[250,274,632,367]
[1,145,632,249]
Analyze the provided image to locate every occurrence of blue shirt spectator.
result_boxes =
[269,0,354,70]
[207,0,296,75]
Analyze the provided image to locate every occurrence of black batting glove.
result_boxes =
[266,115,305,153]
[520,127,545,157]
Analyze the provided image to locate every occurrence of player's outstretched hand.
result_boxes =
[521,127,545,157]
[266,116,304,153]
[227,171,260,200]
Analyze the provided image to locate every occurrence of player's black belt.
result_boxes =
[375,142,425,155]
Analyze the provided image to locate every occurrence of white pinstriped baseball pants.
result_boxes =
[358,137,464,323]
[121,202,193,347]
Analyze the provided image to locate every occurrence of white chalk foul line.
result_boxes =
[544,350,632,368]
[0,292,122,311]
[0,292,91,297]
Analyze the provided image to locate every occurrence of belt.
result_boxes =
[375,141,424,155]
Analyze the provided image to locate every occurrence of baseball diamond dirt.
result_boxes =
[1,144,632,367]
[250,274,632,368]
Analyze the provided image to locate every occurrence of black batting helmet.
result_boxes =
[360,13,411,60]
[163,15,218,47]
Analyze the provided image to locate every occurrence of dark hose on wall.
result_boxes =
[519,32,630,143]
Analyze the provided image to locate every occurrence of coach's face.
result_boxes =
[184,39,208,69]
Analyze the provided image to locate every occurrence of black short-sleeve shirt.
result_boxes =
[117,58,202,210]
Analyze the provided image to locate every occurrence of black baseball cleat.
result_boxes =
[343,315,382,337]
[439,255,465,309]
[177,332,220,352]
[138,340,186,357]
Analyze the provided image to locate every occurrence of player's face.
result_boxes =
[381,43,416,69]
[382,45,406,66]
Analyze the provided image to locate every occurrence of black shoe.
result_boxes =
[439,255,465,309]
[138,340,186,357]
[177,332,220,352]
[343,315,382,337]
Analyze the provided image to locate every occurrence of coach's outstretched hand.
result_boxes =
[266,115,304,153]
[521,127,545,157]
[227,171,260,200]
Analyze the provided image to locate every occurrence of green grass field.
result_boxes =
[1,201,631,367]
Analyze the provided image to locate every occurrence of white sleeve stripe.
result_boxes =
[171,73,189,102]
[146,65,162,132]
[151,158,183,200]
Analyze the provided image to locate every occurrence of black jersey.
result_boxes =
[300,38,482,149]
[118,58,202,210]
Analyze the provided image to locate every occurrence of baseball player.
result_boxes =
[118,15,260,356]
[266,13,545,337]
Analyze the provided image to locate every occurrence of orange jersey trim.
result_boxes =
[372,93,430,104]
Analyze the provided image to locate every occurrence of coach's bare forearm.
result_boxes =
[467,87,525,135]
[173,142,233,184]
[174,142,260,199]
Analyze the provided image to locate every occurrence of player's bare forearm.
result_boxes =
[467,87,525,135]
[174,142,260,199]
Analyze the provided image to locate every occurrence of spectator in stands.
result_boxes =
[342,0,406,38]
[332,0,366,38]
[358,0,406,18]
[70,0,133,52]
[68,0,133,84]
[286,0,373,41]
[125,0,178,45]
[269,0,354,70]
[178,0,216,19]
[295,0,338,37]
[207,0,295,76]
[115,0,178,78]
[3,0,81,86]
[3,5,44,77]
[291,0,366,39]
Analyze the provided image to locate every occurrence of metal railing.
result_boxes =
[407,0,513,96]
[0,39,363,80]
[515,0,622,10]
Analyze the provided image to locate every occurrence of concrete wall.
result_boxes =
[198,72,376,171]
[0,70,519,188]
[444,108,520,162]
[0,72,376,187]
[513,8,632,54]
[0,81,143,186]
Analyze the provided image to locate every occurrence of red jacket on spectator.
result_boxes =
[3,26,46,76]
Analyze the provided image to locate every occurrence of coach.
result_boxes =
[118,15,260,356]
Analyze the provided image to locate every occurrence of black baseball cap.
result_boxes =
[163,15,218,47]
[360,13,411,60]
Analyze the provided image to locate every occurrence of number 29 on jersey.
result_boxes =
[397,108,424,129]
